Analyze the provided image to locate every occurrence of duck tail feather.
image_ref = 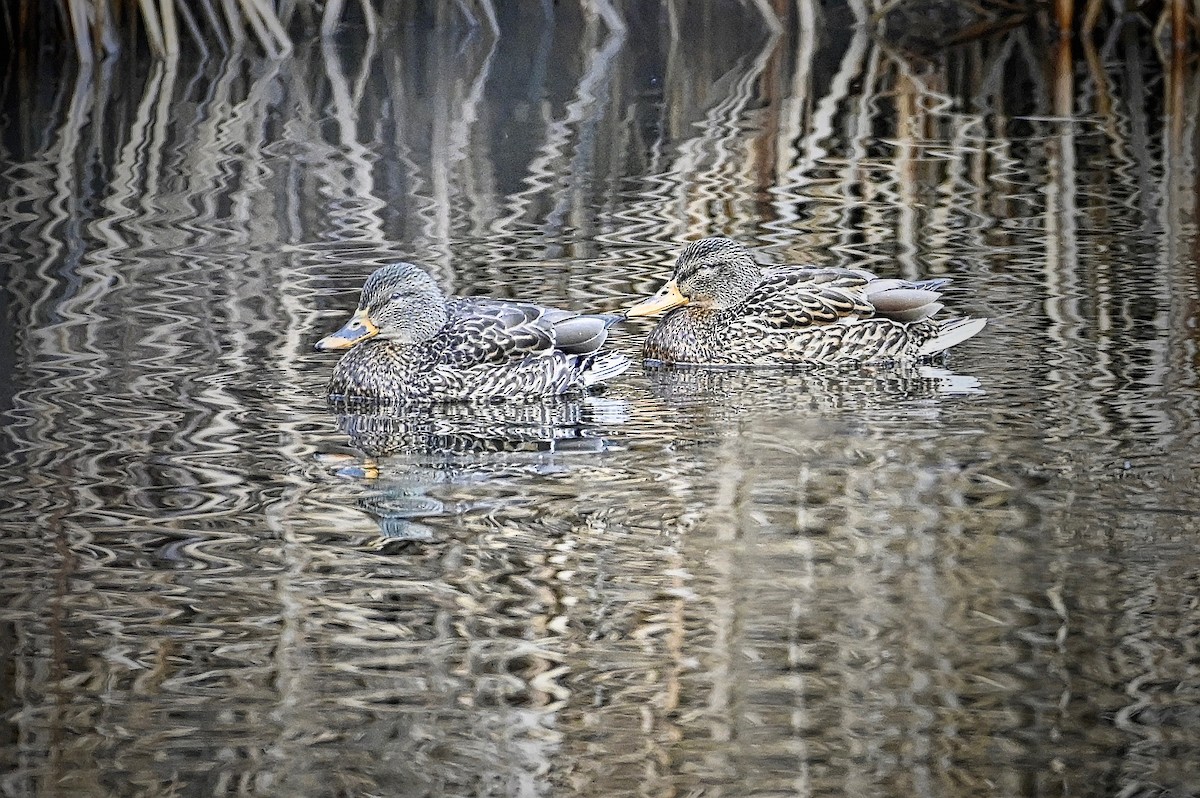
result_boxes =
[865,277,951,297]
[582,352,630,386]
[918,317,987,356]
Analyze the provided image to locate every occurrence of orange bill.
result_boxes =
[315,308,379,351]
[626,279,688,317]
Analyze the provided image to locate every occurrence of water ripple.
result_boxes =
[1,16,1199,798]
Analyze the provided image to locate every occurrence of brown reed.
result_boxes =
[3,0,1196,65]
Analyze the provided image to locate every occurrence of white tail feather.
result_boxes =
[583,352,631,386]
[918,318,987,356]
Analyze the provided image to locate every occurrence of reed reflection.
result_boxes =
[0,10,1197,798]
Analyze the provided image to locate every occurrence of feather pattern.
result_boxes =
[629,238,985,366]
[318,263,628,402]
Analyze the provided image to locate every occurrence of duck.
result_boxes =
[316,262,629,402]
[626,237,986,366]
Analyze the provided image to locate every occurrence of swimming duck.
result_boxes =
[316,263,628,402]
[626,238,986,365]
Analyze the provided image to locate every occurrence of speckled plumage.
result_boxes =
[317,264,628,403]
[628,238,986,366]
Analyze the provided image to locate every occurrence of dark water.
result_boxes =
[3,7,1200,797]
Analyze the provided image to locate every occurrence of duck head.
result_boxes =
[315,263,449,351]
[626,237,762,317]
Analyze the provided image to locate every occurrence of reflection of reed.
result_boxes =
[1,11,1199,797]
[43,0,296,60]
[319,39,388,247]
[494,17,623,243]
[11,0,1199,69]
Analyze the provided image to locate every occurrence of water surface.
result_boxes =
[2,9,1199,797]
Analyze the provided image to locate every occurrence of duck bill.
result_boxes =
[315,309,379,351]
[626,279,688,317]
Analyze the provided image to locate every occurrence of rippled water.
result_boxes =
[2,8,1200,797]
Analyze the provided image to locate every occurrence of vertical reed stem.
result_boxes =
[1171,0,1188,49]
[137,0,167,57]
[244,0,292,55]
[220,0,247,45]
[237,0,279,57]
[1081,0,1103,35]
[1166,38,1186,150]
[173,0,209,57]
[93,0,120,56]
[196,0,230,52]
[321,0,346,36]
[1052,36,1073,116]
[359,0,379,36]
[1055,0,1074,36]
[66,0,93,63]
[159,0,179,56]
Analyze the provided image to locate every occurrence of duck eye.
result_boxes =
[389,291,403,301]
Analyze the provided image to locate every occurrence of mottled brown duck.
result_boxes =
[317,263,628,402]
[626,237,986,366]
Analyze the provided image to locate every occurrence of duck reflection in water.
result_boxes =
[318,397,629,542]
[641,361,983,414]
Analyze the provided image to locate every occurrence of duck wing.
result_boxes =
[862,278,948,323]
[438,298,619,366]
[740,267,878,328]
[547,312,624,354]
[744,268,952,328]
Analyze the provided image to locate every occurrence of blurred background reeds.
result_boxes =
[3,0,1198,65]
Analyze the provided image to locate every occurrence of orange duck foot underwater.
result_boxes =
[626,237,986,366]
[316,263,628,403]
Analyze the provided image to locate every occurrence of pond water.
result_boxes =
[2,7,1200,797]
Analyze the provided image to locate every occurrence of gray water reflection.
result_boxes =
[324,400,626,542]
[2,8,1200,798]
